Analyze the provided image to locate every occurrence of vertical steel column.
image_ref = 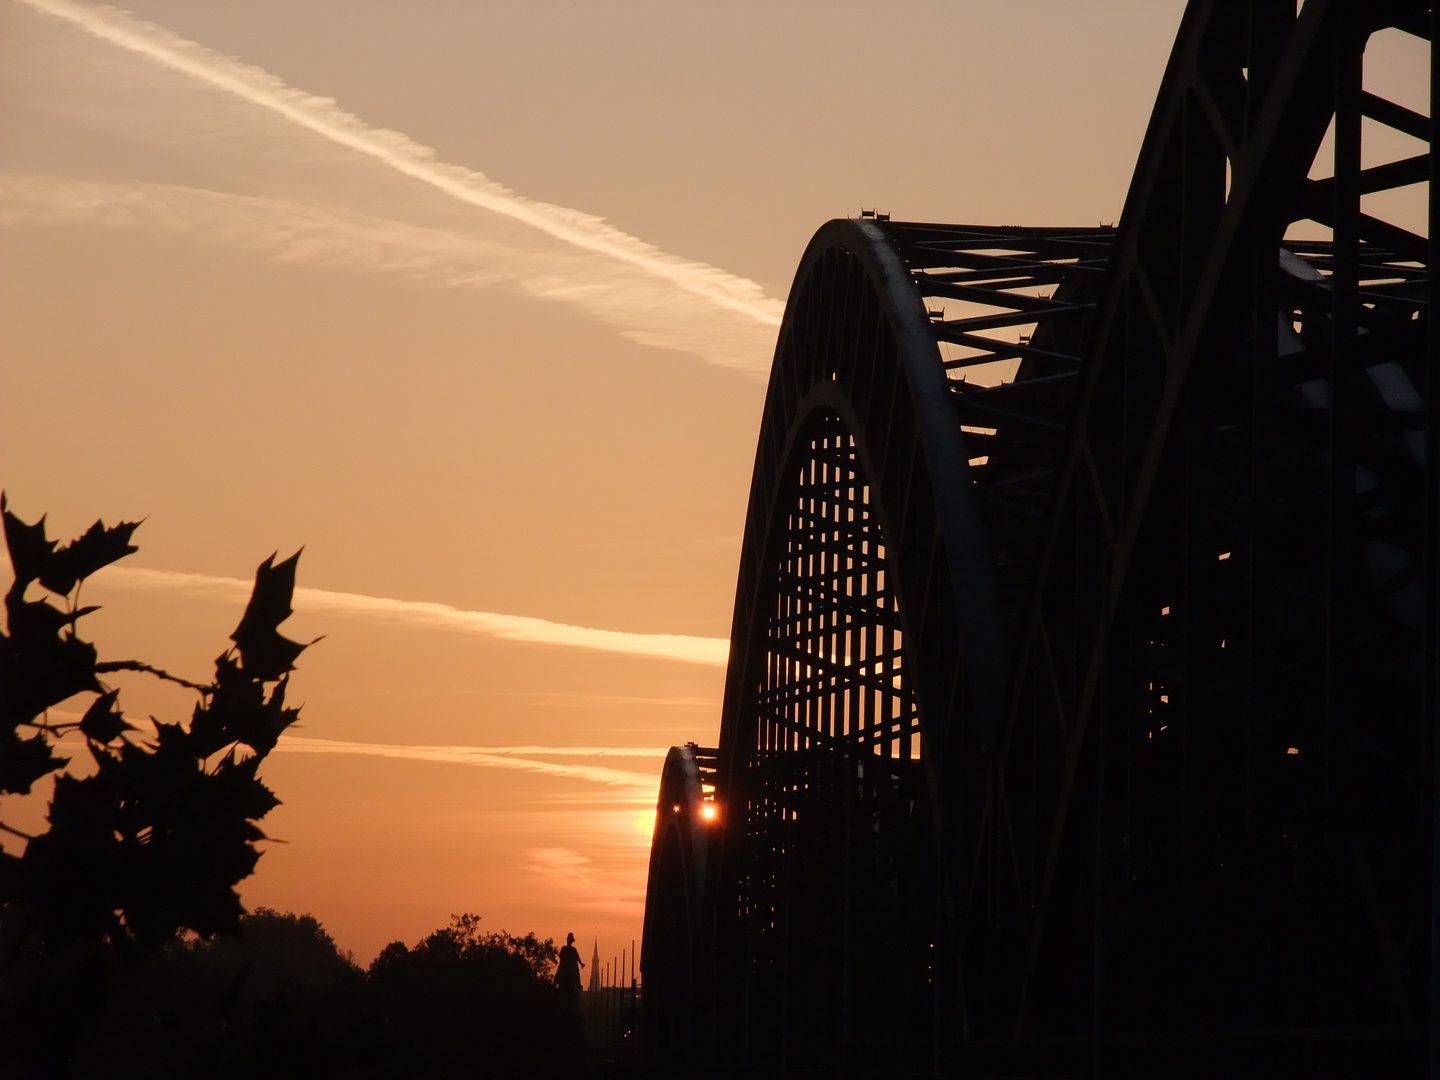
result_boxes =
[1091,680,1107,1080]
[932,858,944,1077]
[1428,6,1440,1076]
[840,770,853,1074]
[1326,22,1363,1010]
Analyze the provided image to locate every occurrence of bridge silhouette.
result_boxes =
[641,1,1439,1075]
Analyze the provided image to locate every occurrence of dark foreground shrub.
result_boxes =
[67,910,585,1080]
[70,909,369,1079]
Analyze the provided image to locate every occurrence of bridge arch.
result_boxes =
[719,218,1007,814]
[722,221,979,1069]
[639,744,714,1059]
[645,218,1084,1070]
[642,215,1116,1072]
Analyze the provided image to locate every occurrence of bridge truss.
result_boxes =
[642,1,1440,1075]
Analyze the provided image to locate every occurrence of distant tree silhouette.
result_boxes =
[69,909,584,1079]
[71,908,371,1080]
[0,497,312,1077]
[366,913,580,1078]
[436,911,560,980]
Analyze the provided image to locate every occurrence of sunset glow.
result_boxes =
[2,0,1195,965]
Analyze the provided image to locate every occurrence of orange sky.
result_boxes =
[1,0,1235,965]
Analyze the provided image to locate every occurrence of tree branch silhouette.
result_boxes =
[93,659,210,692]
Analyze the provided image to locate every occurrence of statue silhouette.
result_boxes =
[554,932,584,1004]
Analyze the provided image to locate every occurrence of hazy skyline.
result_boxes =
[0,0,1196,961]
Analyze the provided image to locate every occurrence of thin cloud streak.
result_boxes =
[0,173,772,372]
[292,742,670,759]
[0,176,534,289]
[523,846,644,918]
[512,692,717,708]
[38,716,667,790]
[16,0,783,329]
[275,735,660,790]
[93,565,730,667]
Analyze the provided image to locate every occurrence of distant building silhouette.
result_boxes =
[587,938,600,993]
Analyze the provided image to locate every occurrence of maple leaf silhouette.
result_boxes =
[78,690,134,745]
[229,552,309,682]
[1,496,57,599]
[40,519,142,596]
[0,730,68,795]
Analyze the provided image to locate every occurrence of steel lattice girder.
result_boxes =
[641,0,1440,1076]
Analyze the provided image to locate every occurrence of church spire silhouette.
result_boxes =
[588,937,601,992]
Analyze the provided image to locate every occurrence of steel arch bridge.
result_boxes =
[642,1,1440,1075]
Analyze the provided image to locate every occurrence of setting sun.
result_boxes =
[635,808,657,838]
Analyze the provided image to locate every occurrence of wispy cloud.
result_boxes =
[93,565,729,667]
[511,692,718,709]
[275,735,661,792]
[36,715,669,794]
[7,0,782,372]
[523,847,645,919]
[0,176,529,289]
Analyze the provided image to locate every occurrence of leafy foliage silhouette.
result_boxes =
[69,909,583,1079]
[363,914,580,1078]
[0,496,311,1075]
[432,911,561,980]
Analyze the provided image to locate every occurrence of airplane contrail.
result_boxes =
[39,715,669,782]
[274,735,660,790]
[94,565,730,667]
[0,173,773,372]
[15,0,783,329]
